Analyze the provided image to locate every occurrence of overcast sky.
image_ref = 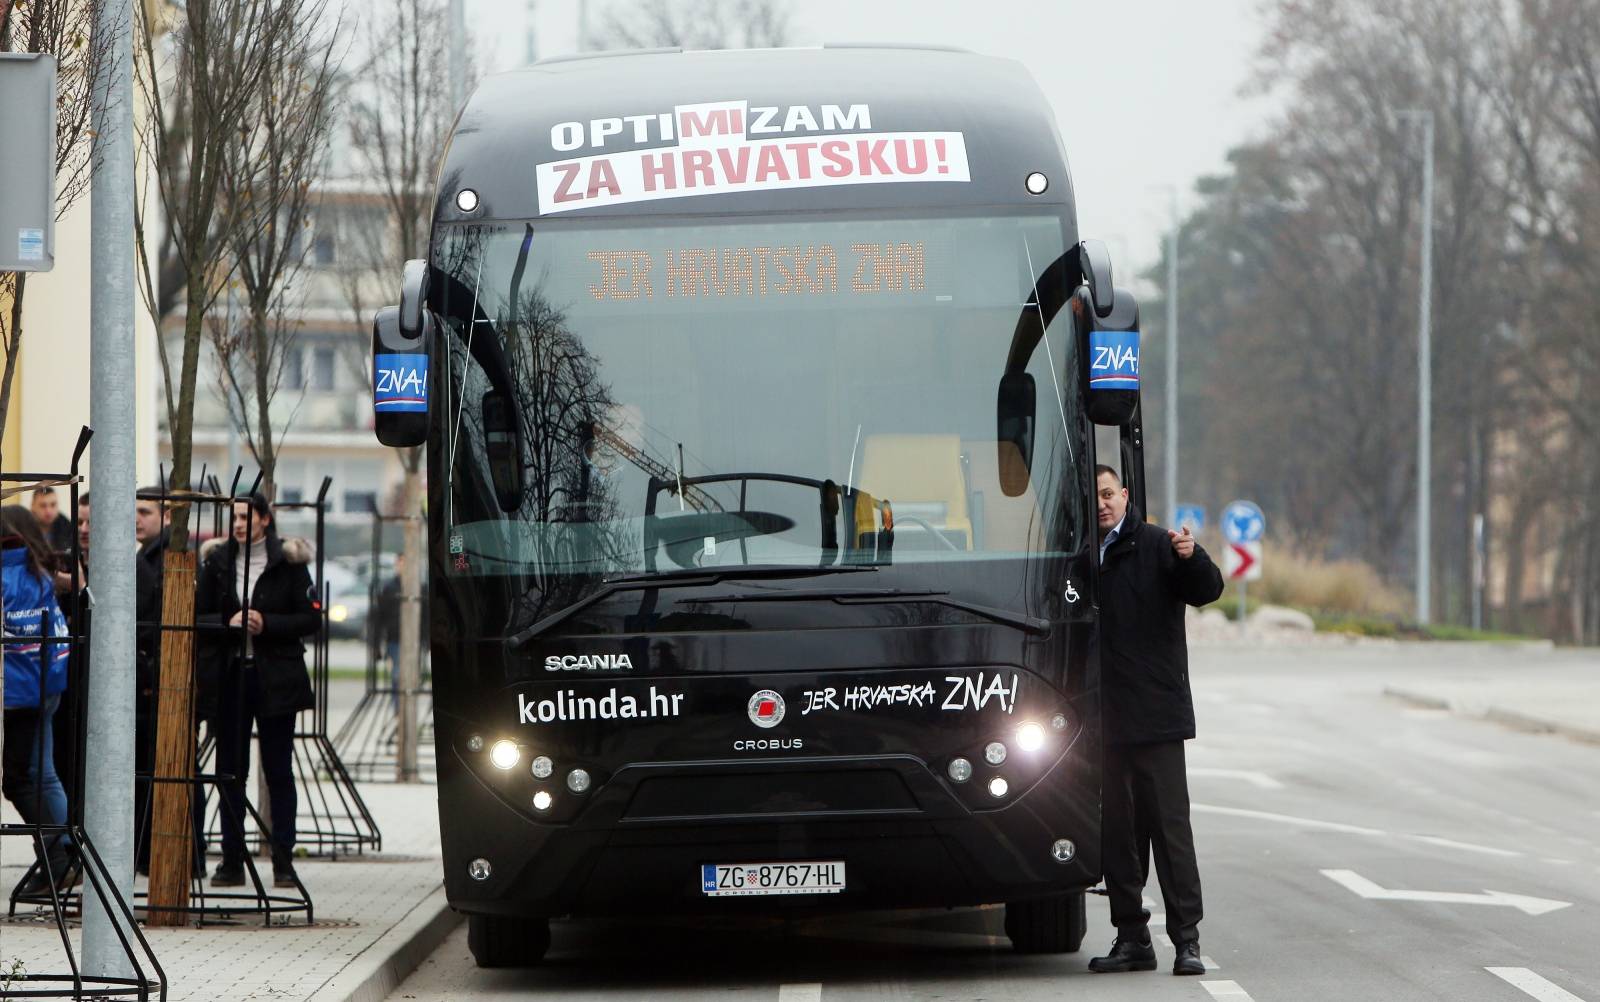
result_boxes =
[463,0,1277,286]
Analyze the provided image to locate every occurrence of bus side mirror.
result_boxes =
[1078,239,1115,319]
[482,389,523,512]
[399,259,428,338]
[996,371,1036,497]
[1084,286,1142,427]
[372,306,429,448]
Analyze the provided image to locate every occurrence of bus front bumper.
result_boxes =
[436,747,1101,918]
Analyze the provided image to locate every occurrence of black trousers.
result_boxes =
[1102,739,1203,947]
[215,664,298,864]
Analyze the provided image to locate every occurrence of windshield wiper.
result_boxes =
[504,564,878,647]
[687,587,1051,636]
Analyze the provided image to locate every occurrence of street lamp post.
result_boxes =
[1398,109,1435,626]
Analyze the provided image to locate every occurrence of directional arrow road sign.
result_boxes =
[1223,541,1262,582]
[1320,869,1571,916]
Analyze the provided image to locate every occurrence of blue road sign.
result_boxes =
[1221,500,1265,544]
[1173,504,1205,533]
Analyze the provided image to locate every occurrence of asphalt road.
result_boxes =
[385,642,1600,1001]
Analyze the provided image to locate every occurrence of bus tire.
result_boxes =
[1004,891,1087,954]
[467,913,551,968]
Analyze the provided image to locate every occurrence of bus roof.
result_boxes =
[436,46,1077,225]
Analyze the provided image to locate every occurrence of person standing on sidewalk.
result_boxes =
[196,493,319,889]
[1087,465,1223,977]
[0,505,76,896]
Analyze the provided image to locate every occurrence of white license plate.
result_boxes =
[701,860,846,897]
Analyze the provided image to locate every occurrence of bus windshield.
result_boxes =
[433,210,1085,624]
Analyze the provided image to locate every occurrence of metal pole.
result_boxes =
[448,0,465,113]
[1472,513,1485,632]
[1165,191,1179,527]
[83,0,137,975]
[577,0,589,51]
[1416,113,1435,626]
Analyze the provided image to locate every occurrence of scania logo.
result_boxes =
[747,689,785,728]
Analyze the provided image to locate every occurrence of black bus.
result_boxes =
[372,44,1148,968]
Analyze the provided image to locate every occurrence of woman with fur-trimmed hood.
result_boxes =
[195,493,319,890]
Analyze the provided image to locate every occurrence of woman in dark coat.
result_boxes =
[196,494,319,888]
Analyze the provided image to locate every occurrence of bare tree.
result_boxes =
[589,0,791,50]
[340,0,470,779]
[132,0,327,922]
[0,0,108,442]
[209,2,347,498]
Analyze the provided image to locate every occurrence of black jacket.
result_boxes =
[135,535,167,702]
[1096,506,1224,745]
[195,533,320,720]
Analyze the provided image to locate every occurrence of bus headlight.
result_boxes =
[947,757,973,783]
[466,734,485,753]
[329,604,349,623]
[532,790,553,812]
[468,858,492,881]
[988,777,1009,798]
[489,740,520,770]
[1051,838,1076,862]
[567,768,591,794]
[530,755,553,779]
[1050,712,1068,732]
[984,741,1007,766]
[1017,717,1043,749]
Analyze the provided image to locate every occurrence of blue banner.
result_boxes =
[1088,329,1140,391]
[374,354,428,413]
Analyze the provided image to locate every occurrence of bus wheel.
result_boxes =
[467,914,551,968]
[1004,891,1087,954]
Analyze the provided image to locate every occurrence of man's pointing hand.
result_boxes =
[1169,526,1196,560]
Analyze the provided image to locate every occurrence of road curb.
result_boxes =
[306,884,461,1002]
[1383,687,1600,747]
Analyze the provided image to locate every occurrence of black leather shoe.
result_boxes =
[1088,935,1157,973]
[1174,942,1205,976]
[211,862,245,888]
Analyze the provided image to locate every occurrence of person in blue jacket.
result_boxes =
[1,505,75,894]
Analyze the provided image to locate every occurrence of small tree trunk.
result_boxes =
[147,547,197,926]
[0,272,26,443]
[396,464,424,782]
[250,303,277,496]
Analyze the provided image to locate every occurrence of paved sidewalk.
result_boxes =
[1382,642,1600,745]
[1284,639,1600,746]
[0,779,455,1002]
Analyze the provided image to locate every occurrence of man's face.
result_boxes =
[33,493,58,525]
[77,505,90,549]
[1096,472,1129,534]
[135,501,165,544]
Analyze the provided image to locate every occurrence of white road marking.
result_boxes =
[1194,803,1524,857]
[1486,967,1588,1001]
[1321,869,1571,916]
[1202,980,1257,1000]
[778,984,823,1002]
[1190,768,1284,790]
[1412,834,1522,858]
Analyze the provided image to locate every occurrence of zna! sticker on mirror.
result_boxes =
[1088,330,1139,391]
[375,354,428,412]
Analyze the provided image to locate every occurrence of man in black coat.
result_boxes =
[195,494,320,888]
[1087,465,1223,977]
